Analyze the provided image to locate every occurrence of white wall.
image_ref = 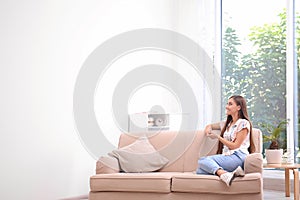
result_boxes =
[0,0,217,199]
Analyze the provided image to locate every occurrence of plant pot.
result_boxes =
[265,149,283,164]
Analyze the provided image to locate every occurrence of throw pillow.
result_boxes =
[244,153,263,173]
[96,155,120,174]
[109,136,169,173]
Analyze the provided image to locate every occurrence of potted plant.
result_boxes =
[261,119,289,164]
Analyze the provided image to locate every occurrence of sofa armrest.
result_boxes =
[244,153,263,174]
[96,156,120,174]
[211,121,225,130]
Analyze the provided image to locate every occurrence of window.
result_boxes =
[296,0,300,162]
[221,0,299,159]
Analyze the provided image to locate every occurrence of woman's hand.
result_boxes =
[204,125,212,135]
[207,132,220,139]
[205,124,219,139]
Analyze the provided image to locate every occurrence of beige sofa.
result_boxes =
[89,128,263,200]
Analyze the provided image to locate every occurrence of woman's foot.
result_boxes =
[233,166,245,177]
[220,172,235,186]
[220,166,244,186]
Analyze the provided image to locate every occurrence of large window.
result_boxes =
[296,0,300,161]
[222,0,299,160]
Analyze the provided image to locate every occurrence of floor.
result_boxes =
[264,190,294,199]
[263,169,297,199]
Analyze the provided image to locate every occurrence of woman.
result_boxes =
[196,95,255,186]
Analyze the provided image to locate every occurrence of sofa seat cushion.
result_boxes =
[90,172,177,193]
[171,172,262,194]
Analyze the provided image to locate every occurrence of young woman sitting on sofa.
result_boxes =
[196,95,255,186]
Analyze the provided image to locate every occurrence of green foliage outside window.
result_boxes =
[222,10,300,151]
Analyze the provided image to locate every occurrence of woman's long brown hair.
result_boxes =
[216,95,255,154]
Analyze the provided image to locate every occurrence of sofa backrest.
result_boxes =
[118,128,262,172]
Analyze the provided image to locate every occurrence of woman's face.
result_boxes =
[225,98,240,116]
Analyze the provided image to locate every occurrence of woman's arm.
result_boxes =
[204,122,222,135]
[217,128,248,150]
[211,122,222,130]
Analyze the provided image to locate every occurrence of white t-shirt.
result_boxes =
[222,119,250,155]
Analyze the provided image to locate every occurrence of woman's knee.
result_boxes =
[198,156,208,164]
[198,157,211,167]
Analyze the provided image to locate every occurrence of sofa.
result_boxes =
[89,127,263,200]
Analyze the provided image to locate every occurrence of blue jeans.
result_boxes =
[196,150,247,175]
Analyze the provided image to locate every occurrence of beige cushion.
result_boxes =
[96,156,120,174]
[90,172,175,193]
[171,172,262,194]
[109,136,169,173]
[244,153,263,174]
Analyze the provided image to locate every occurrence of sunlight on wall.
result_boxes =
[94,49,214,146]
[0,0,219,200]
